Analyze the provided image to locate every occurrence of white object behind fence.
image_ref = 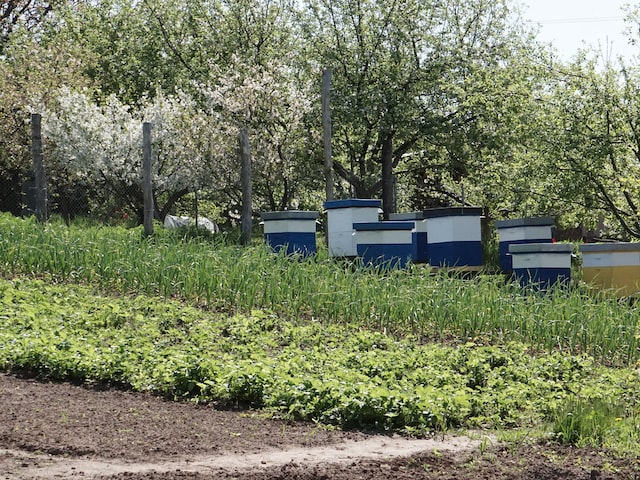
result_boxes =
[163,215,219,234]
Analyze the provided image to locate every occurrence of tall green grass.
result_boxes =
[1,213,638,366]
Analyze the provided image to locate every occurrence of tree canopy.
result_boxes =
[2,0,640,238]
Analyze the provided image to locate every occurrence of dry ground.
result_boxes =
[1,373,638,479]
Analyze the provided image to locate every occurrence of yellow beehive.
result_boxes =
[579,243,640,297]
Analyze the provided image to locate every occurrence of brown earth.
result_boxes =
[1,373,638,479]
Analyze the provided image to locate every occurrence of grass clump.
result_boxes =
[551,395,640,453]
[552,397,621,447]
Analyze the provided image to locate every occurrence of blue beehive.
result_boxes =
[495,217,554,273]
[389,212,429,263]
[423,207,484,269]
[261,211,319,256]
[509,243,574,289]
[323,199,382,257]
[353,221,414,268]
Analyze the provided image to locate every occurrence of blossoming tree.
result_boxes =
[43,87,230,221]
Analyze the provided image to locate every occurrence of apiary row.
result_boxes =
[261,200,640,297]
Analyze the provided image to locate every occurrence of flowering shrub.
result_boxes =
[199,58,321,211]
[43,87,232,219]
[42,61,321,222]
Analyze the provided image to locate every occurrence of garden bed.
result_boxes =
[1,373,637,480]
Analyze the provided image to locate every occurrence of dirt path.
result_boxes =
[0,373,637,479]
[1,435,481,479]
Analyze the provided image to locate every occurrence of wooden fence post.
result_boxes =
[142,122,154,237]
[239,127,252,246]
[31,113,48,223]
[322,68,334,201]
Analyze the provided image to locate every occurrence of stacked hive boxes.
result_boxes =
[260,211,319,256]
[509,243,574,289]
[494,217,554,273]
[323,199,382,257]
[422,207,484,270]
[352,221,414,268]
[389,212,429,263]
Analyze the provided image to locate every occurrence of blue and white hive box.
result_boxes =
[422,207,484,269]
[323,199,382,257]
[494,217,554,272]
[509,243,574,289]
[261,211,319,256]
[353,221,414,268]
[388,212,429,263]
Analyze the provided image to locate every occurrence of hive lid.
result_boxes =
[389,212,426,220]
[260,211,319,221]
[421,207,484,218]
[323,199,382,209]
[494,217,554,229]
[509,243,574,254]
[579,242,640,253]
[353,221,414,231]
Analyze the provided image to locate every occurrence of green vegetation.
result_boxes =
[552,397,634,449]
[1,214,640,456]
[1,214,639,365]
[2,276,640,453]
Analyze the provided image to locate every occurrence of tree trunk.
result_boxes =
[381,134,394,219]
[31,113,48,223]
[322,68,334,201]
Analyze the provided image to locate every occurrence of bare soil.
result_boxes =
[1,373,638,479]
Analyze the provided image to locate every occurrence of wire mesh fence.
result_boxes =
[11,171,146,226]
[2,117,238,236]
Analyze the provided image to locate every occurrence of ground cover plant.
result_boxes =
[2,277,640,454]
[1,213,640,458]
